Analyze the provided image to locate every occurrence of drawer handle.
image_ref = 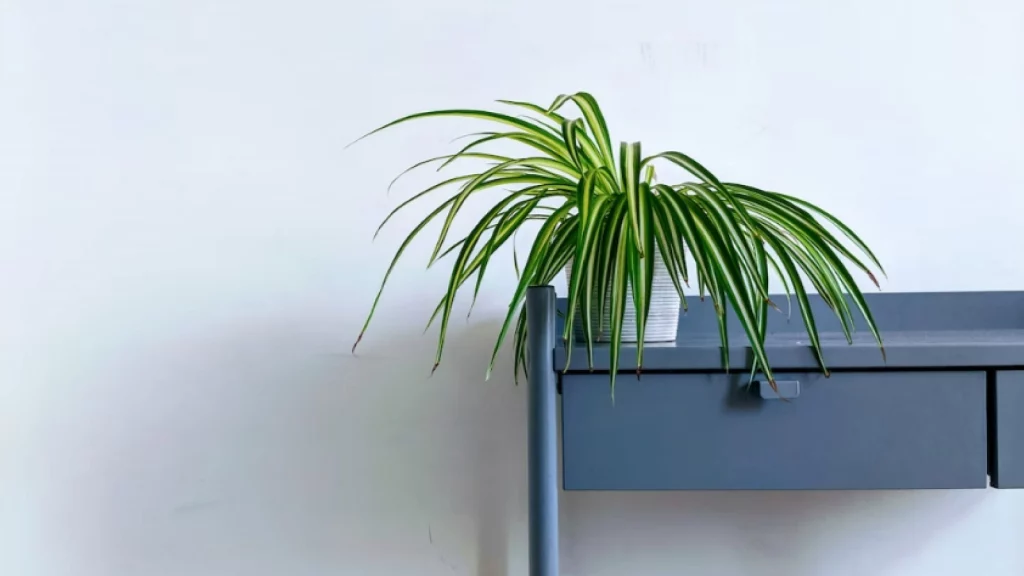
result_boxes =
[757,379,800,400]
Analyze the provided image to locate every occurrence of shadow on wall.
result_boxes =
[87,314,526,575]
[118,312,998,576]
[332,317,526,576]
[561,483,990,576]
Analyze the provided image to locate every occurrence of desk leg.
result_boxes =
[526,286,558,576]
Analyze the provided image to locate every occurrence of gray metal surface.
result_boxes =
[561,371,988,490]
[758,379,800,400]
[526,287,559,576]
[554,291,1024,372]
[992,371,1024,488]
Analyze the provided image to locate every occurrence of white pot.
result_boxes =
[564,249,680,343]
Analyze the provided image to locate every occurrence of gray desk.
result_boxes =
[524,289,1024,575]
[551,290,1024,491]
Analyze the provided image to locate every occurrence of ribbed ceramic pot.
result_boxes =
[564,249,680,343]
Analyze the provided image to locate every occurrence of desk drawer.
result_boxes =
[561,371,987,490]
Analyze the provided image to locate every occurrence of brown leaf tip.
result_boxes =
[351,333,364,355]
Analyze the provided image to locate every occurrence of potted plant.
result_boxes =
[350,92,885,392]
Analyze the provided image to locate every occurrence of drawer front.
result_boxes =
[562,371,987,490]
[992,371,1024,488]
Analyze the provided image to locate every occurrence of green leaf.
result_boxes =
[502,98,605,169]
[373,173,476,240]
[650,196,688,311]
[353,189,471,353]
[348,108,569,158]
[684,184,776,309]
[768,189,886,278]
[486,203,576,379]
[596,198,628,334]
[563,171,614,369]
[513,309,528,385]
[679,193,775,384]
[761,232,830,374]
[498,99,566,124]
[629,183,656,372]
[728,184,882,288]
[387,152,509,194]
[428,161,575,265]
[424,196,551,331]
[568,93,617,177]
[466,197,546,316]
[748,238,770,384]
[561,118,585,171]
[763,221,856,344]
[439,131,578,177]
[654,186,719,308]
[620,142,645,257]
[645,151,767,278]
[607,217,631,400]
[764,250,792,320]
[434,193,554,373]
[579,208,614,370]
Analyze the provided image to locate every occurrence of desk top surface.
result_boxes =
[553,291,1024,372]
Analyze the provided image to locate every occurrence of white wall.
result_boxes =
[3,1,1024,574]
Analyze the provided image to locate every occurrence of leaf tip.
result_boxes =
[351,333,364,355]
[430,362,440,377]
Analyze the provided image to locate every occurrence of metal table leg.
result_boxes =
[526,286,558,576]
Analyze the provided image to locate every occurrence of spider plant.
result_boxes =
[350,92,885,394]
